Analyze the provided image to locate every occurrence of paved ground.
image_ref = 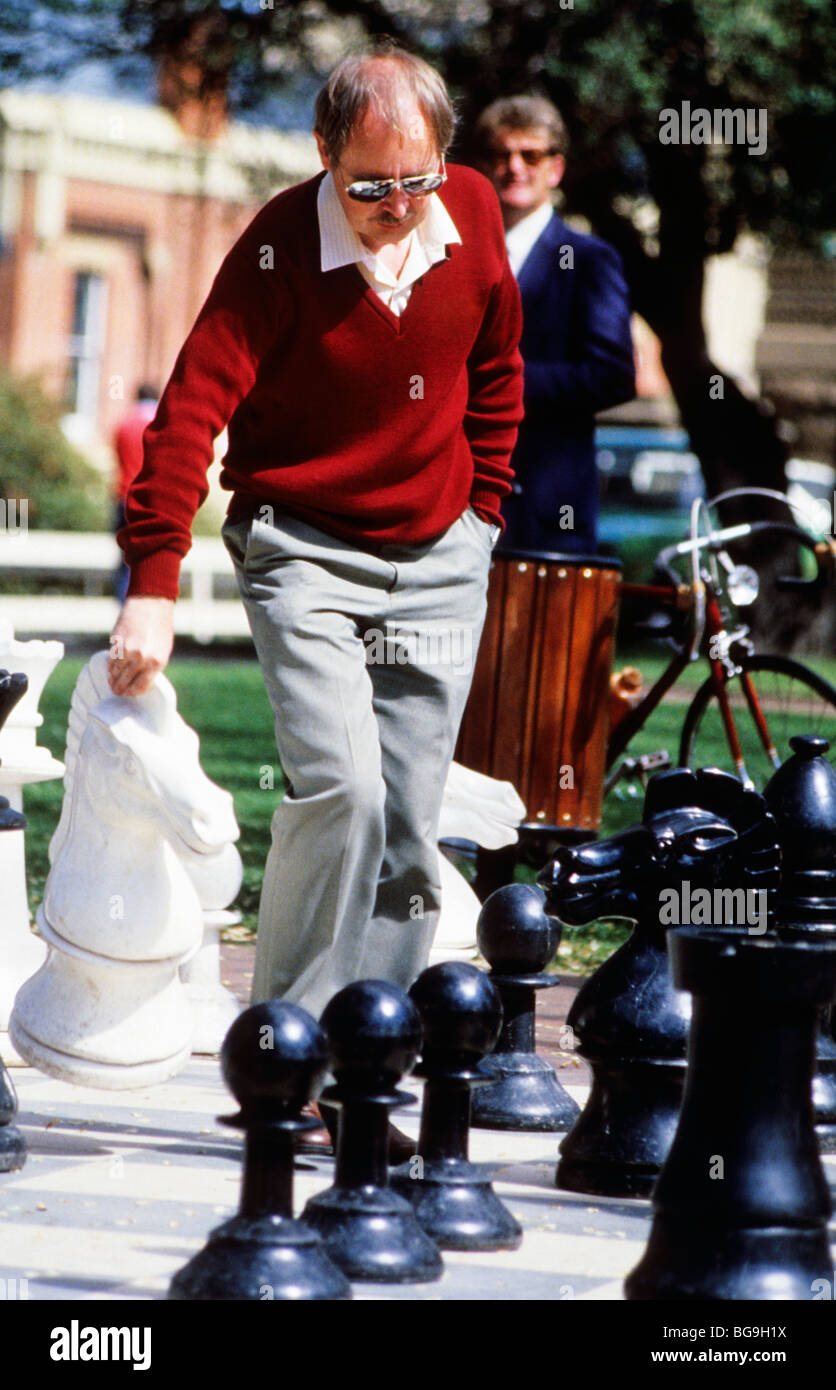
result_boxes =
[7,1063,641,1303]
[0,945,621,1304]
[2,943,833,1314]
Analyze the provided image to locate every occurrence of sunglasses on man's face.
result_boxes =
[340,156,447,203]
[489,147,559,167]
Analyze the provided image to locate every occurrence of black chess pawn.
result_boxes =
[469,884,580,1132]
[626,927,836,1300]
[763,734,836,1149]
[0,671,27,736]
[169,1001,351,1300]
[303,979,443,1284]
[391,961,522,1250]
[0,795,25,833]
[0,788,27,1172]
[539,768,780,1197]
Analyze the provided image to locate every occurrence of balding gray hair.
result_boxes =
[314,42,456,160]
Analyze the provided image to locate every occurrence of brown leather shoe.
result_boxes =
[299,1101,418,1164]
[387,1121,419,1165]
[294,1100,334,1156]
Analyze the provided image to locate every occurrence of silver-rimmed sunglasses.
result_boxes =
[341,155,447,203]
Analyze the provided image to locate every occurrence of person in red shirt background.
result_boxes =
[112,384,158,599]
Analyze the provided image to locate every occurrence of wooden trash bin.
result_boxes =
[456,550,622,836]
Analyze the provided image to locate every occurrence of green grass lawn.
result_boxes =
[22,642,836,974]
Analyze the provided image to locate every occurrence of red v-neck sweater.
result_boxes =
[121,164,523,599]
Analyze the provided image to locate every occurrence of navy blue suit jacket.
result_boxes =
[499,212,635,555]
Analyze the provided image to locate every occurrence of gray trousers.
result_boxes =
[222,506,492,1018]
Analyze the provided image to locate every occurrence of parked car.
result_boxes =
[595,424,834,579]
[595,425,701,576]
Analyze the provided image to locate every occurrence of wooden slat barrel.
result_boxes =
[456,551,622,834]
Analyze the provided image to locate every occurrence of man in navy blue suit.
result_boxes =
[475,96,636,554]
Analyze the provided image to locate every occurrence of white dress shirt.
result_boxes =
[317,171,461,316]
[504,199,554,278]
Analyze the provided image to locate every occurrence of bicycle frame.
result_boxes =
[605,493,834,788]
[605,581,693,766]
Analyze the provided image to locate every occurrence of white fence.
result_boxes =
[0,531,250,642]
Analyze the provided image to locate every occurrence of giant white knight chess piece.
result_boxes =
[0,622,65,1059]
[431,762,527,964]
[11,653,242,1088]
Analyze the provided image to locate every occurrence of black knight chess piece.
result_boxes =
[169,1001,351,1300]
[391,961,522,1250]
[303,979,443,1284]
[764,734,836,1149]
[625,926,836,1300]
[539,768,781,1197]
[469,884,580,1131]
[0,671,27,735]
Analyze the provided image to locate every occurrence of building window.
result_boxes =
[67,271,108,421]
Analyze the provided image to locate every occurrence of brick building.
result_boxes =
[0,84,318,465]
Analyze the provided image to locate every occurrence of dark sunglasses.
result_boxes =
[341,156,447,203]
[488,147,559,167]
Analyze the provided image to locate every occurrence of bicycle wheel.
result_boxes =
[679,655,836,789]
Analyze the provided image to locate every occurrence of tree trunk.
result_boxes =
[578,180,825,650]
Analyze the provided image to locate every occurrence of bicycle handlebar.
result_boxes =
[656,519,836,595]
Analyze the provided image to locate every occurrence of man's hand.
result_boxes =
[108,596,175,697]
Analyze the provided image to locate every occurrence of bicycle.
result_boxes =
[605,487,836,795]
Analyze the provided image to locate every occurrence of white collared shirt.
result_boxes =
[317,171,461,316]
[504,200,554,278]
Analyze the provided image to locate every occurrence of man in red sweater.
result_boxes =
[108,45,522,1143]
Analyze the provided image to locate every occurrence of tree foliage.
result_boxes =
[4,0,832,254]
[0,368,108,530]
[2,0,835,506]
